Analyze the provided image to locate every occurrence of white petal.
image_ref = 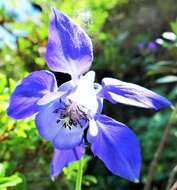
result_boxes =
[162,32,176,41]
[89,119,98,137]
[68,71,98,113]
[37,92,62,105]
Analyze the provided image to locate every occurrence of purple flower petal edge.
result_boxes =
[7,70,57,119]
[45,8,93,79]
[88,114,141,181]
[51,143,85,177]
[101,77,172,110]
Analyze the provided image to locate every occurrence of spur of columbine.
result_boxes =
[7,8,172,182]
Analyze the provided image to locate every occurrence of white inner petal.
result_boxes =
[68,71,98,113]
[37,92,62,105]
[89,119,98,137]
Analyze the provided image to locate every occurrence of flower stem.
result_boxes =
[75,158,83,190]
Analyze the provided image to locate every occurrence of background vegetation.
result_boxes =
[0,0,177,189]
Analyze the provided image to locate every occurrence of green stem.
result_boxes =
[75,158,83,190]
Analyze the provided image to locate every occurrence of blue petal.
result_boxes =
[88,114,141,181]
[53,119,86,149]
[35,100,62,141]
[35,100,87,149]
[7,70,57,120]
[101,77,172,110]
[38,81,75,106]
[94,83,103,114]
[51,144,85,177]
[58,80,76,99]
[58,80,74,93]
[45,8,93,79]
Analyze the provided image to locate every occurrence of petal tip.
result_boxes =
[46,8,93,77]
[134,179,139,183]
[51,7,62,20]
[171,105,176,110]
[6,106,24,120]
[152,97,172,110]
[50,175,56,182]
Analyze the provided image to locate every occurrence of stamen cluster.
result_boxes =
[53,101,88,130]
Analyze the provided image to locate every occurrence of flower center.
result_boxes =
[53,101,88,130]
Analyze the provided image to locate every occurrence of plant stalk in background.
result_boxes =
[144,105,177,190]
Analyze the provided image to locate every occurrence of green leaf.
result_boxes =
[171,18,177,35]
[0,173,22,189]
[14,173,27,190]
[82,175,97,186]
[0,73,7,93]
[0,162,9,177]
[9,78,16,92]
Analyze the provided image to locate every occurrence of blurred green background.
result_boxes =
[0,0,177,189]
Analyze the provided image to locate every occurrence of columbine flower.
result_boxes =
[7,8,172,182]
[137,41,157,50]
[147,41,157,49]
[137,42,145,49]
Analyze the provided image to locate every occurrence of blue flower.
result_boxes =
[137,42,145,49]
[137,41,157,50]
[148,41,157,49]
[7,8,172,182]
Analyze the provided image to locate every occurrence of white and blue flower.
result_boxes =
[7,8,172,182]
